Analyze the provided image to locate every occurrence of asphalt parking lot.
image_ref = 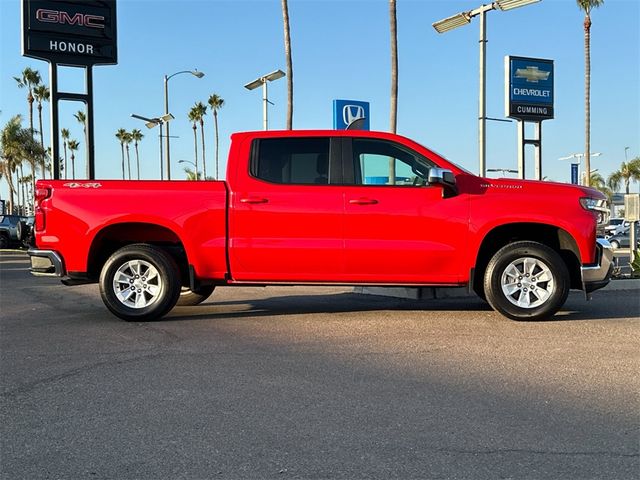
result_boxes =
[1,250,639,479]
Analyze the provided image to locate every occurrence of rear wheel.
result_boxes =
[0,234,8,249]
[609,240,620,249]
[484,241,569,321]
[177,286,216,306]
[99,244,181,321]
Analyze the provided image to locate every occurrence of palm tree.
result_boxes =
[130,129,144,180]
[183,166,201,181]
[576,0,604,186]
[281,0,293,129]
[589,171,612,199]
[389,0,398,185]
[14,67,42,191]
[608,157,640,194]
[0,116,24,213]
[61,128,70,179]
[33,84,50,179]
[115,128,128,180]
[73,110,89,178]
[0,115,44,213]
[389,0,398,133]
[19,173,34,212]
[207,94,225,179]
[191,102,208,179]
[67,140,79,180]
[123,131,133,180]
[14,68,42,139]
[187,106,201,178]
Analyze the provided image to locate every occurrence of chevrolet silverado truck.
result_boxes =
[28,130,613,322]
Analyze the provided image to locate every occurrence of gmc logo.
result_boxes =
[35,9,105,29]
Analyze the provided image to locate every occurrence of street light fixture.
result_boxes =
[164,69,205,179]
[131,113,175,180]
[559,152,602,186]
[244,69,286,130]
[432,0,541,177]
[487,168,518,176]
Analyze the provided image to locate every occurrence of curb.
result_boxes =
[605,278,640,291]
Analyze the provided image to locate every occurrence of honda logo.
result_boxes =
[343,105,365,126]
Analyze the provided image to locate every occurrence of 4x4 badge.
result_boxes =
[63,182,102,188]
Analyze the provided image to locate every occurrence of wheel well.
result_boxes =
[473,223,582,291]
[86,222,189,284]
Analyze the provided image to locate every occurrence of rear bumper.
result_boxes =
[581,238,614,295]
[28,248,65,277]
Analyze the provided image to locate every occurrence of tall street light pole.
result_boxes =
[244,70,286,130]
[433,0,540,178]
[164,70,205,180]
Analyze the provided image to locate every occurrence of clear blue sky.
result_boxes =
[1,0,639,194]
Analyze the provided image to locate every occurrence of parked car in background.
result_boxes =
[0,215,29,249]
[605,218,630,237]
[608,223,640,250]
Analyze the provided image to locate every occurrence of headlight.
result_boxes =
[580,197,610,225]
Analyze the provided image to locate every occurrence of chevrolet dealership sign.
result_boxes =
[22,0,117,66]
[505,56,553,121]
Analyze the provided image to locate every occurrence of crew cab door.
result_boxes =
[342,138,469,283]
[228,136,344,282]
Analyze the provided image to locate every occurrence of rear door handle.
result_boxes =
[240,197,269,204]
[349,198,378,205]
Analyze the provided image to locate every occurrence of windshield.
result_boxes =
[413,141,474,175]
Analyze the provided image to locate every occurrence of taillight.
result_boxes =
[35,187,51,203]
[34,186,51,232]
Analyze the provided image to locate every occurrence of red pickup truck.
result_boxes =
[29,130,613,322]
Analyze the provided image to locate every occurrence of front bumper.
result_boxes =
[28,248,65,277]
[581,238,614,296]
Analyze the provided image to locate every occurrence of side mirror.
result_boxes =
[428,168,457,197]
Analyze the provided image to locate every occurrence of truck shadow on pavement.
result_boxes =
[166,289,637,323]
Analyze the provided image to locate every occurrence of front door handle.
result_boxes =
[349,198,379,205]
[240,197,269,204]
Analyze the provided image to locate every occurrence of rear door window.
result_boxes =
[252,138,331,185]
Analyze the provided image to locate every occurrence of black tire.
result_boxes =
[484,241,569,321]
[99,244,181,322]
[609,240,619,249]
[0,234,8,249]
[16,221,26,242]
[176,286,216,306]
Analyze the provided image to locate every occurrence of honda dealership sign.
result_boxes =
[22,0,117,66]
[333,99,370,130]
[505,56,553,121]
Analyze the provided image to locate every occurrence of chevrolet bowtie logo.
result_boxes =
[515,66,550,83]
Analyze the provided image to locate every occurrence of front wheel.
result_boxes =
[99,244,181,322]
[609,240,620,249]
[484,241,569,321]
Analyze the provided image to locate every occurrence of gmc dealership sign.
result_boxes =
[22,0,117,66]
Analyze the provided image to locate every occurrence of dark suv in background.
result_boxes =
[0,215,32,249]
